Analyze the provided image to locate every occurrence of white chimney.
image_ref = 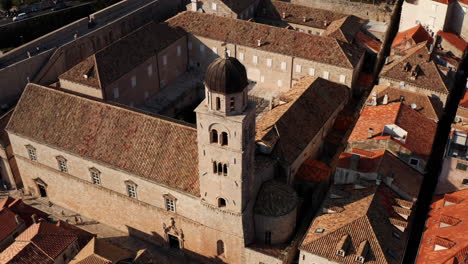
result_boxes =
[411,103,417,109]
[382,94,388,105]
[282,12,286,19]
[257,39,262,47]
[191,0,197,11]
[370,92,377,106]
[15,215,22,225]
[368,128,374,139]
[303,16,307,22]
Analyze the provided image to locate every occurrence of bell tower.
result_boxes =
[195,54,256,214]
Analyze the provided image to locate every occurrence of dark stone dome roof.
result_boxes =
[255,181,298,217]
[204,56,248,94]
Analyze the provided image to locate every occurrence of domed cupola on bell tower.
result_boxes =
[204,54,249,115]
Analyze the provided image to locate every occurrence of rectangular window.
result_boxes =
[309,68,315,76]
[339,75,346,83]
[277,80,283,87]
[127,184,137,198]
[296,64,302,73]
[239,52,245,61]
[431,4,437,12]
[212,47,218,54]
[165,198,175,212]
[26,146,37,161]
[323,71,330,80]
[266,58,272,67]
[131,76,137,88]
[57,158,68,173]
[188,41,193,50]
[163,55,168,66]
[264,231,272,245]
[456,163,468,171]
[91,170,101,185]
[462,179,468,185]
[177,45,182,56]
[113,87,119,99]
[260,76,265,83]
[253,55,258,64]
[281,62,287,70]
[147,64,153,77]
[211,3,217,10]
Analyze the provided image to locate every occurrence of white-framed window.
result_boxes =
[339,75,346,83]
[163,55,168,66]
[428,16,436,27]
[309,68,315,76]
[409,158,419,167]
[281,62,287,70]
[165,197,176,212]
[131,76,137,88]
[188,41,193,50]
[431,4,437,12]
[239,52,245,61]
[200,44,205,53]
[113,87,119,99]
[323,71,330,80]
[211,3,217,10]
[260,76,265,83]
[25,145,37,161]
[147,64,153,77]
[56,156,68,173]
[125,181,137,199]
[212,47,218,54]
[277,80,283,87]
[253,55,258,64]
[266,58,272,67]
[296,64,302,73]
[177,45,182,56]
[90,168,101,185]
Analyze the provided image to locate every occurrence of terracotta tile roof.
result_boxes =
[392,25,433,48]
[56,221,94,248]
[323,15,366,43]
[256,0,347,30]
[167,11,365,69]
[300,184,414,264]
[256,77,349,165]
[70,237,132,264]
[366,85,441,121]
[1,197,48,226]
[0,208,21,242]
[0,241,54,264]
[0,108,13,147]
[381,42,449,94]
[6,84,200,196]
[296,159,331,182]
[355,31,382,53]
[348,102,437,158]
[59,56,101,89]
[459,89,468,108]
[438,31,468,52]
[416,189,468,264]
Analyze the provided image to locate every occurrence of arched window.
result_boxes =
[213,161,218,173]
[221,132,228,146]
[216,97,221,110]
[218,198,226,207]
[223,164,228,176]
[217,240,225,255]
[210,129,218,143]
[217,163,222,175]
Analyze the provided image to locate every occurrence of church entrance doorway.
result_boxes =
[38,184,47,197]
[168,234,180,249]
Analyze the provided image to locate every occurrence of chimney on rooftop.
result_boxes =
[368,128,374,139]
[382,93,388,105]
[31,214,38,224]
[191,0,198,12]
[303,16,307,23]
[282,12,286,19]
[257,39,262,47]
[370,92,377,106]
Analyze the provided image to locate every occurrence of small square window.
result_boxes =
[165,198,175,212]
[277,80,283,87]
[296,64,302,73]
[323,71,330,80]
[211,3,217,10]
[239,52,244,61]
[339,75,346,83]
[309,68,315,76]
[456,163,468,171]
[392,231,401,239]
[281,62,287,70]
[253,55,258,64]
[431,4,437,12]
[410,158,419,166]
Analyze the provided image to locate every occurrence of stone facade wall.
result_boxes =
[436,157,468,194]
[299,250,339,264]
[243,247,283,264]
[254,207,297,245]
[400,0,450,34]
[0,145,20,189]
[8,133,248,264]
[188,0,259,19]
[158,37,189,89]
[439,36,466,59]
[59,79,104,99]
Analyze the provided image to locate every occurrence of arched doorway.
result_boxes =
[34,178,48,198]
[168,234,180,249]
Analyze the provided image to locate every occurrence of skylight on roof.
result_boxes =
[314,228,325,233]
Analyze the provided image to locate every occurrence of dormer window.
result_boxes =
[56,156,68,173]
[336,234,350,257]
[403,62,411,72]
[25,145,37,161]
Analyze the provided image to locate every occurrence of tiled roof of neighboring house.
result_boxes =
[167,11,365,69]
[416,189,468,264]
[56,221,94,249]
[438,31,468,53]
[0,109,13,147]
[0,241,54,264]
[0,197,48,226]
[60,22,184,90]
[381,42,449,94]
[366,85,441,121]
[70,237,132,264]
[355,31,382,53]
[460,90,468,108]
[255,0,347,30]
[348,102,437,158]
[337,149,423,200]
[296,159,331,182]
[6,84,200,196]
[323,15,366,43]
[392,25,433,48]
[453,104,468,131]
[256,77,349,165]
[300,184,414,264]
[254,180,298,217]
[0,208,21,243]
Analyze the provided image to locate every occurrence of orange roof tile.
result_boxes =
[438,31,468,52]
[416,189,468,264]
[296,159,331,182]
[356,31,382,53]
[392,25,433,48]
